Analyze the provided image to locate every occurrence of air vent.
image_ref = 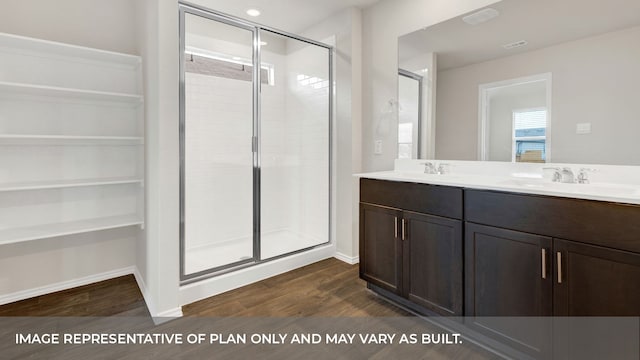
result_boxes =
[462,8,500,25]
[502,40,529,50]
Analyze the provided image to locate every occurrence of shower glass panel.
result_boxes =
[182,13,256,276]
[260,30,331,260]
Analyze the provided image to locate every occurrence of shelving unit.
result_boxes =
[0,177,143,192]
[0,134,144,146]
[0,81,143,103]
[0,32,144,245]
[0,215,144,246]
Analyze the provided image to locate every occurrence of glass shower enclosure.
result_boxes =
[179,4,332,282]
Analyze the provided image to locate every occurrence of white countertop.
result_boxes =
[355,160,640,206]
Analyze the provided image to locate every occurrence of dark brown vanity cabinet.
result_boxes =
[465,189,640,317]
[359,204,402,294]
[464,223,553,317]
[359,179,463,316]
[553,239,640,316]
[464,189,640,357]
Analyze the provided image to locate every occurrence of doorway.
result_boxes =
[478,73,552,162]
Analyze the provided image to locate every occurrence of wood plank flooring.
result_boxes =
[0,259,498,359]
[0,274,148,317]
[183,258,411,317]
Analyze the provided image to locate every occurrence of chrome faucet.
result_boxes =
[543,167,576,183]
[544,167,596,184]
[422,162,437,174]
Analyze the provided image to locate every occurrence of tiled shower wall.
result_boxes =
[184,37,329,253]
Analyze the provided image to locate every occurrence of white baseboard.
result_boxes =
[132,268,183,322]
[152,307,184,324]
[132,267,154,316]
[0,266,137,306]
[334,252,359,265]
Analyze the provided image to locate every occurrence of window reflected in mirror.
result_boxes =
[513,108,547,163]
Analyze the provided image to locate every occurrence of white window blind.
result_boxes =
[514,109,547,133]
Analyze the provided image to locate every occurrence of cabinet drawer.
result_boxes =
[360,178,463,219]
[465,189,640,253]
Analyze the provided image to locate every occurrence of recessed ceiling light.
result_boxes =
[260,41,268,46]
[462,8,499,25]
[502,40,528,50]
[246,9,261,17]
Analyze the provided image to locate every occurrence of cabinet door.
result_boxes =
[402,211,462,315]
[554,239,640,316]
[465,223,552,357]
[359,204,403,294]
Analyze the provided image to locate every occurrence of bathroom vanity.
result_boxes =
[358,160,640,357]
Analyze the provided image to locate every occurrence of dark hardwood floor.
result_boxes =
[183,258,411,317]
[0,274,148,317]
[0,259,410,318]
[0,259,498,359]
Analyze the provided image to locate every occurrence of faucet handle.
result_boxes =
[543,167,562,182]
[437,163,451,175]
[577,168,597,184]
[421,162,436,174]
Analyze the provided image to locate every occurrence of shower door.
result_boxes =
[180,4,332,282]
[259,30,331,260]
[180,10,257,278]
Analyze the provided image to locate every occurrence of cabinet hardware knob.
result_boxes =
[541,248,547,279]
[557,252,563,284]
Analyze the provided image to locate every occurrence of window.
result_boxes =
[513,108,547,163]
[185,47,274,85]
[397,123,413,159]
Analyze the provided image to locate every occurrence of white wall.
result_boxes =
[0,0,138,55]
[436,25,640,165]
[135,0,182,318]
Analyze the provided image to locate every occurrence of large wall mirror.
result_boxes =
[398,0,640,165]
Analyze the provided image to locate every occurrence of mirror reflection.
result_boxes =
[398,0,640,165]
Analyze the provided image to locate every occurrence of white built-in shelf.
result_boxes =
[0,177,143,192]
[0,81,142,104]
[0,33,144,248]
[0,215,144,246]
[0,134,143,146]
[0,32,141,68]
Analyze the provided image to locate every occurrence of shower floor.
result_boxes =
[184,229,326,275]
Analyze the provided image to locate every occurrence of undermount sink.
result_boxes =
[498,179,639,196]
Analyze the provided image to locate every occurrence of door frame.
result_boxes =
[398,69,423,159]
[178,2,334,283]
[477,72,552,162]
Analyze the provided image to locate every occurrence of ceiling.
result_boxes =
[399,0,640,71]
[192,0,381,33]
